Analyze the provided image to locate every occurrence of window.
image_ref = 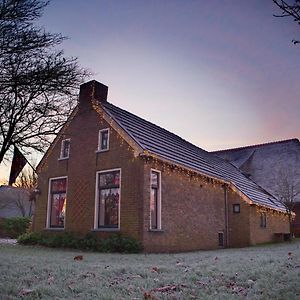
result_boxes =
[60,139,70,159]
[150,170,161,230]
[260,212,267,228]
[233,204,240,213]
[98,128,109,151]
[48,177,67,228]
[218,232,224,247]
[96,169,120,229]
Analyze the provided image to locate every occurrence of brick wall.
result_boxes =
[227,189,289,247]
[141,160,227,252]
[249,206,289,245]
[34,104,144,241]
[227,189,251,247]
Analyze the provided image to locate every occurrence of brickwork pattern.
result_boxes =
[249,206,289,245]
[227,190,251,247]
[142,161,227,252]
[34,103,144,241]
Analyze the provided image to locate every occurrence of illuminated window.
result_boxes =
[150,170,161,230]
[98,128,109,151]
[48,177,67,228]
[60,139,70,159]
[97,170,120,229]
[260,212,267,228]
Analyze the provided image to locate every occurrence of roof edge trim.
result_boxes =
[140,150,226,183]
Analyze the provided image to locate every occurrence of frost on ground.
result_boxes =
[0,240,300,299]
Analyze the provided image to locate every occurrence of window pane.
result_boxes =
[99,188,119,227]
[99,171,120,188]
[63,140,70,157]
[50,193,66,227]
[50,178,67,228]
[218,232,224,246]
[101,130,109,150]
[51,179,67,193]
[233,204,240,213]
[150,188,158,229]
[260,213,266,228]
[98,171,120,228]
[151,171,158,188]
[60,140,70,158]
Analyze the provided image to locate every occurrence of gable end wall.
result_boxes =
[34,106,144,241]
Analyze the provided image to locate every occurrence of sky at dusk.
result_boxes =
[0,0,299,180]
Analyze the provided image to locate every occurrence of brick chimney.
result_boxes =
[79,80,108,108]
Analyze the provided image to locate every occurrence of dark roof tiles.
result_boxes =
[102,101,286,212]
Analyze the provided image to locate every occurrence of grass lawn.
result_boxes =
[0,241,300,299]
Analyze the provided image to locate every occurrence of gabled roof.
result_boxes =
[100,101,286,212]
[213,138,299,154]
[212,138,300,203]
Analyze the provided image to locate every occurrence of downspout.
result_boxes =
[224,184,229,247]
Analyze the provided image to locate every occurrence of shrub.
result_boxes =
[45,234,64,248]
[99,234,142,253]
[78,233,98,250]
[17,231,142,253]
[3,217,31,238]
[60,232,79,249]
[17,232,44,245]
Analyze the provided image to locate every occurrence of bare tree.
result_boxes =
[273,0,300,44]
[0,184,32,217]
[0,0,89,164]
[14,167,37,216]
[274,167,300,235]
[15,168,37,190]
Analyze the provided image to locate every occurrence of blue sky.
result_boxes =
[0,0,299,180]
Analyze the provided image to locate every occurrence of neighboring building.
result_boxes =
[213,139,300,237]
[34,80,289,252]
[0,185,34,218]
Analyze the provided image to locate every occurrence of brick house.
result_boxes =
[213,139,300,237]
[33,80,289,252]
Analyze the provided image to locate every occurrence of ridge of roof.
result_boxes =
[212,138,300,153]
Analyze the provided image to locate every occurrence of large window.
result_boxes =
[60,139,70,159]
[98,128,110,151]
[48,177,67,228]
[150,170,161,230]
[97,170,120,229]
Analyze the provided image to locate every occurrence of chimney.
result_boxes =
[79,80,108,108]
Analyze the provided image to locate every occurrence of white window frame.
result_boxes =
[97,128,110,152]
[46,176,68,230]
[260,212,267,228]
[94,168,121,231]
[59,138,70,160]
[150,169,162,230]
